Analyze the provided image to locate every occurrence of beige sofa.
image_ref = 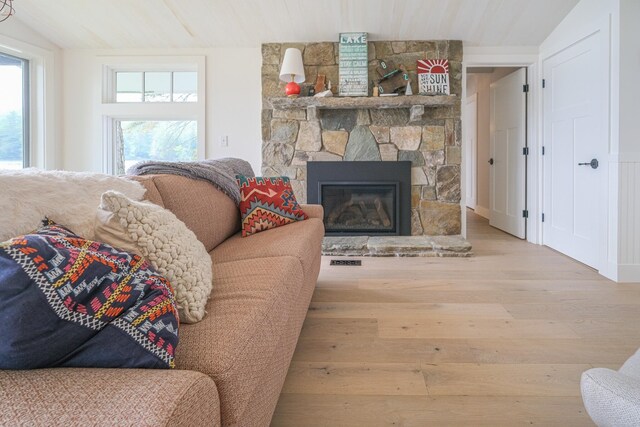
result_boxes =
[0,174,325,426]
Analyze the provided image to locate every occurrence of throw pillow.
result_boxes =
[236,175,308,237]
[0,169,146,242]
[95,191,212,324]
[0,220,179,370]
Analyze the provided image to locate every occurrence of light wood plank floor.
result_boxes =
[271,210,640,426]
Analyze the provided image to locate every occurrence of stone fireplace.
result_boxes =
[261,40,462,236]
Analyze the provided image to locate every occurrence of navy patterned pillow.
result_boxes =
[0,220,179,369]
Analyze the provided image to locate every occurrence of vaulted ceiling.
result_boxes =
[12,0,579,49]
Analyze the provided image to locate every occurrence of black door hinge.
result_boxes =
[542,146,545,155]
[523,147,529,155]
[542,213,545,222]
[523,84,529,93]
[523,210,529,218]
[542,79,546,88]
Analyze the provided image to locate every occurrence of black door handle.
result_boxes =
[578,159,599,169]
[488,158,494,165]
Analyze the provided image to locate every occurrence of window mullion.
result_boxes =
[141,71,145,103]
[22,58,30,168]
[170,71,174,102]
[101,102,199,119]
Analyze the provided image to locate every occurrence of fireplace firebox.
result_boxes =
[307,161,411,236]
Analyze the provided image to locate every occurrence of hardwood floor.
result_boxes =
[271,210,640,426]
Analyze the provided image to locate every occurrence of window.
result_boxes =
[115,71,197,103]
[0,52,29,169]
[101,57,205,175]
[117,120,197,173]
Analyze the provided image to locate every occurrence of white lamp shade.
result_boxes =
[279,48,305,83]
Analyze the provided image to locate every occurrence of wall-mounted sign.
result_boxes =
[417,59,450,95]
[339,32,368,97]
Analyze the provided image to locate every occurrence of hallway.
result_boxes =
[272,210,640,426]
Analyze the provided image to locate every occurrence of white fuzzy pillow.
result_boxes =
[95,191,212,324]
[0,168,146,242]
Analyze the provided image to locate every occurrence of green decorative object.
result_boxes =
[338,32,368,97]
[375,60,409,95]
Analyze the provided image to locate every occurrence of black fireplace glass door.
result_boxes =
[321,183,398,235]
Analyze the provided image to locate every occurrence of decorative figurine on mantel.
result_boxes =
[279,48,306,97]
[314,74,327,94]
[313,74,333,97]
[405,81,414,95]
[417,59,450,95]
[374,59,410,95]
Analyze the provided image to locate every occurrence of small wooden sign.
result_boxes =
[339,32,368,97]
[417,59,450,95]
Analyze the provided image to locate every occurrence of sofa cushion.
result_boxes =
[299,204,324,220]
[0,368,220,427]
[130,175,165,208]
[236,175,308,237]
[95,191,213,324]
[211,217,325,279]
[175,256,304,424]
[133,174,240,252]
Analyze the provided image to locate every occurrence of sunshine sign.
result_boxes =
[417,59,450,95]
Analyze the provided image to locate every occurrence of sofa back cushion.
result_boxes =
[130,175,240,252]
[133,175,165,208]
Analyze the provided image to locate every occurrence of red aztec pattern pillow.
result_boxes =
[236,175,308,237]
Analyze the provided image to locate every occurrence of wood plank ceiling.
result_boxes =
[11,0,579,49]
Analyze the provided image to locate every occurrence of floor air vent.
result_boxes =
[330,259,362,266]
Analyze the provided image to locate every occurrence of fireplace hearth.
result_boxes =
[307,161,411,236]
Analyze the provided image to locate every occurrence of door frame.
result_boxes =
[461,48,541,244]
[464,93,477,211]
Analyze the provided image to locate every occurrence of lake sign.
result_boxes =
[339,32,368,97]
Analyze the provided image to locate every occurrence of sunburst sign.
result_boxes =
[417,59,450,95]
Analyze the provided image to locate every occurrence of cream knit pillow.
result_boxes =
[95,191,212,324]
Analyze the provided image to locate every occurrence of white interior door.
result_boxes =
[464,94,477,209]
[543,32,605,269]
[489,68,527,239]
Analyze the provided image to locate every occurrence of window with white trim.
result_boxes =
[0,35,56,170]
[101,57,205,175]
[0,52,29,169]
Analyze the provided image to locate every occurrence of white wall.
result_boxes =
[61,47,262,174]
[208,48,262,173]
[615,0,640,281]
[0,17,63,169]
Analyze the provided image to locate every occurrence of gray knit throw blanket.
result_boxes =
[127,158,255,205]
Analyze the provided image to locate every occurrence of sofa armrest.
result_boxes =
[301,204,324,220]
[0,368,220,427]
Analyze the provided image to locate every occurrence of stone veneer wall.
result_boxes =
[261,40,462,235]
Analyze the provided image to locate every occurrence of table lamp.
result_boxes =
[279,48,305,97]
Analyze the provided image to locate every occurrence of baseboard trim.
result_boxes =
[473,206,490,219]
[616,264,640,283]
